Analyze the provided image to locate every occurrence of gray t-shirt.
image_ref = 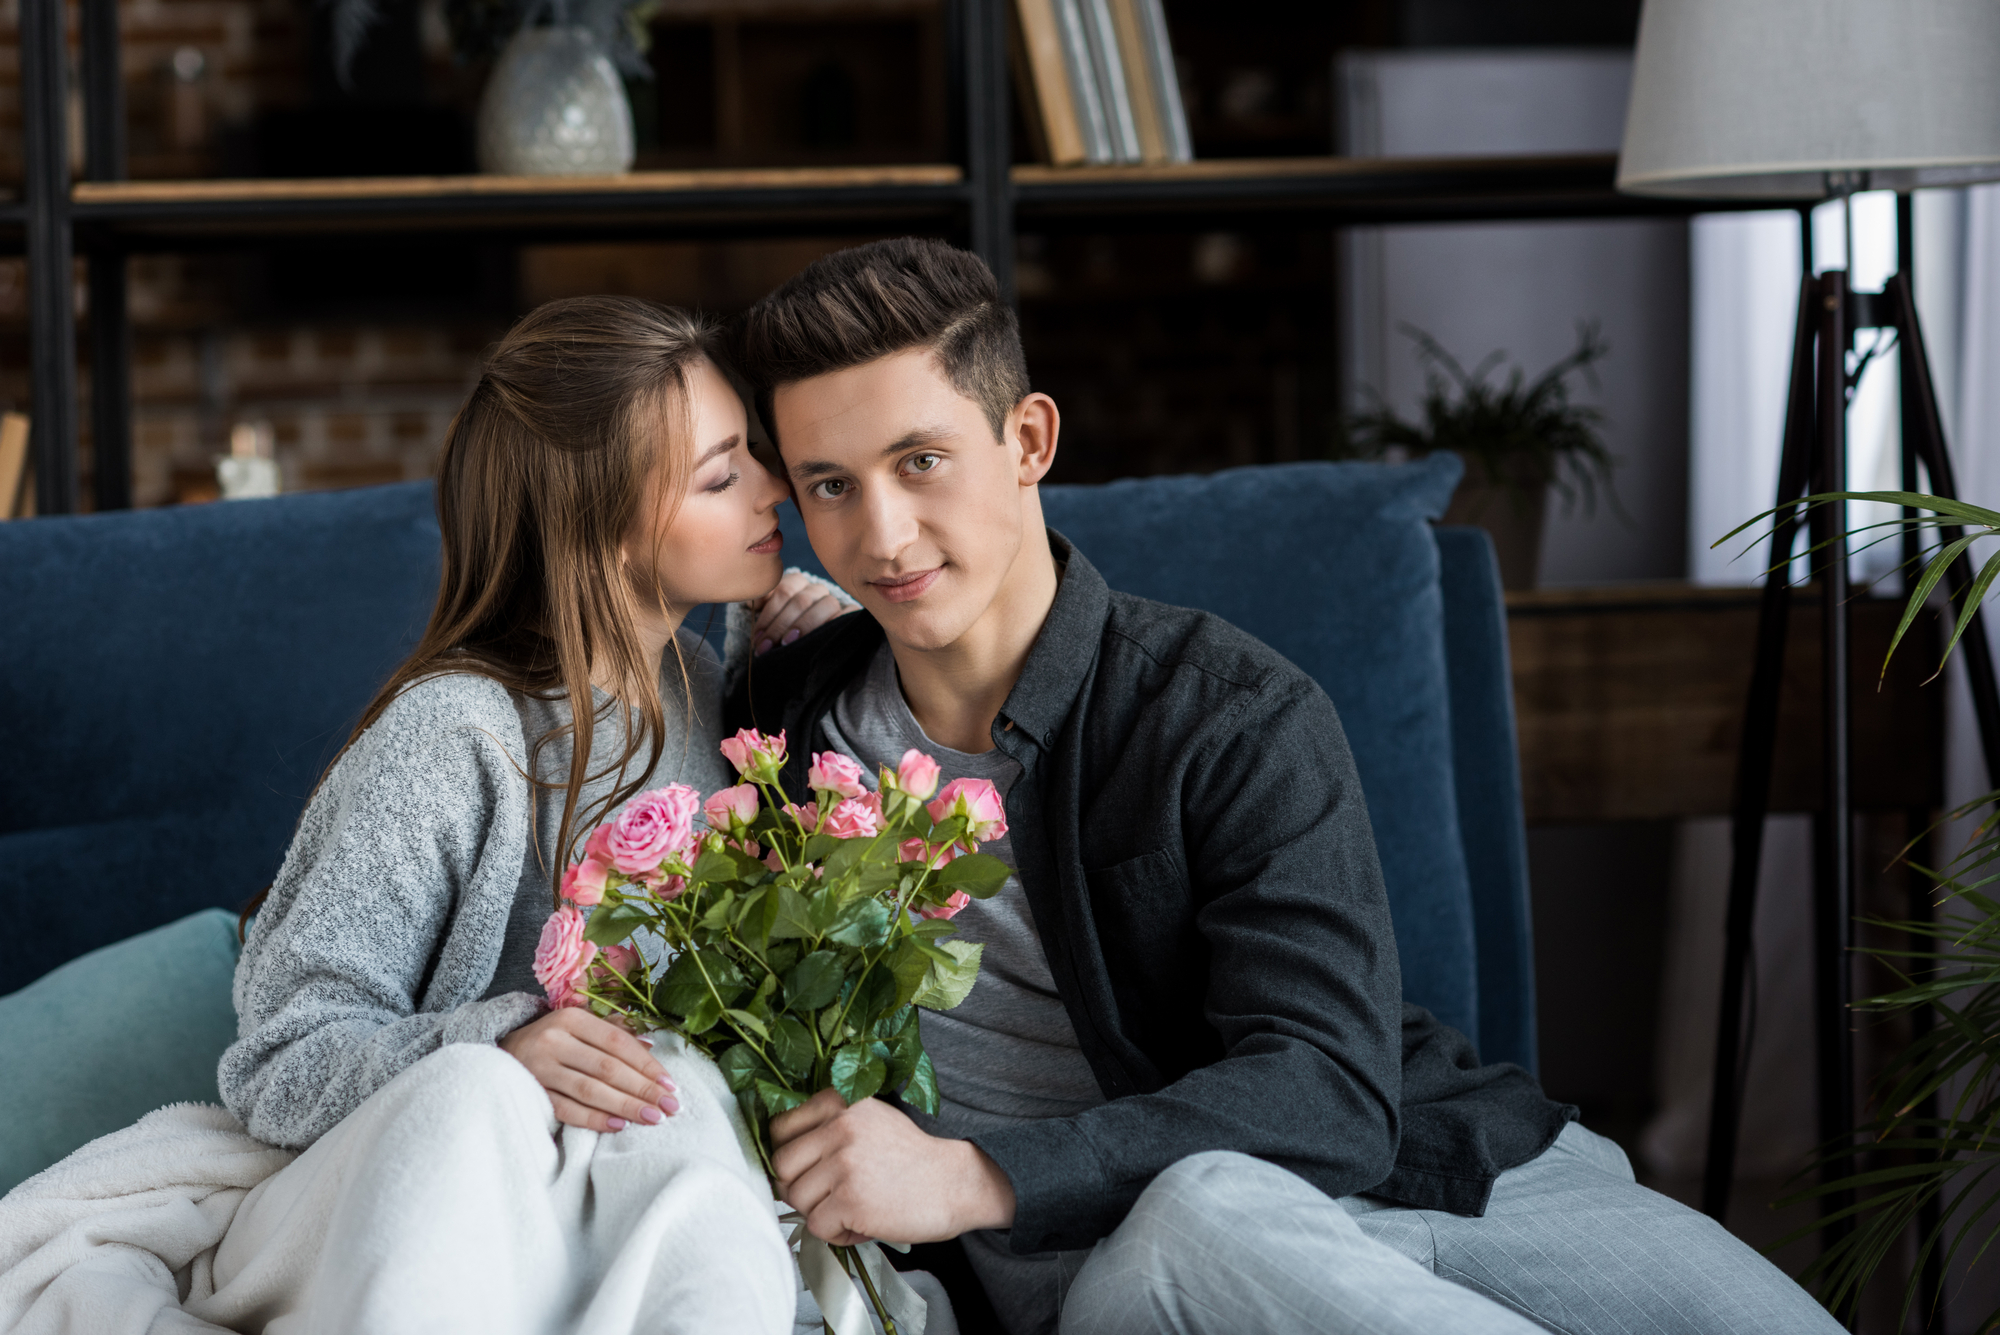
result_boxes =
[821,644,1105,1135]
[822,644,1102,1335]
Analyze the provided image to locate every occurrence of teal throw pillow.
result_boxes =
[0,908,241,1196]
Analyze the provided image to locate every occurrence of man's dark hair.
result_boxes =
[730,237,1030,444]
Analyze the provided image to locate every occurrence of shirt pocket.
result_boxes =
[1084,848,1213,1060]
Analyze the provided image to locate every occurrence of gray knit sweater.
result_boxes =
[221,627,735,1148]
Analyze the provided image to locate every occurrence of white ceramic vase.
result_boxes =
[476,26,635,176]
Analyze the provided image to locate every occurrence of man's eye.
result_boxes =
[810,479,849,500]
[909,454,940,473]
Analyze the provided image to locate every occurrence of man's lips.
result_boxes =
[748,525,783,555]
[871,568,942,603]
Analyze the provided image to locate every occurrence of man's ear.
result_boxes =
[1010,393,1060,486]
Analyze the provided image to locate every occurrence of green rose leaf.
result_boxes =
[770,1015,816,1078]
[770,886,816,940]
[848,964,897,1026]
[783,949,844,1012]
[802,833,840,864]
[583,903,649,947]
[827,898,893,950]
[765,943,800,975]
[936,852,1011,899]
[851,863,900,897]
[717,1042,763,1093]
[724,1008,770,1041]
[883,1014,922,1088]
[821,837,873,880]
[889,939,932,1008]
[830,1042,887,1105]
[911,940,983,1011]
[693,849,746,884]
[908,918,961,939]
[757,1078,808,1116]
[655,951,709,1016]
[902,1050,940,1115]
[808,885,845,936]
[682,990,723,1037]
[817,1005,845,1045]
[698,889,738,931]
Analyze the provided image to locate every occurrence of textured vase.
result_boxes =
[476,26,635,176]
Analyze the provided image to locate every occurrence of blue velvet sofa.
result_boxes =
[0,453,1534,1198]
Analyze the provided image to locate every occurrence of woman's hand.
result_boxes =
[499,1007,679,1132]
[749,570,854,655]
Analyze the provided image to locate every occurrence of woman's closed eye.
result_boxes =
[705,469,741,494]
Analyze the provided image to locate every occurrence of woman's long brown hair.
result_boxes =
[241,296,717,937]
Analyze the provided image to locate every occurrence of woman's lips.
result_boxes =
[748,526,783,555]
[872,568,942,603]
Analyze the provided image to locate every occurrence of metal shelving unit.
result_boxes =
[19,0,1742,515]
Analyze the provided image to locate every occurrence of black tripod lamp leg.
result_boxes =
[1703,273,1821,1222]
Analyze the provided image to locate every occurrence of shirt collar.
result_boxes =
[994,529,1108,752]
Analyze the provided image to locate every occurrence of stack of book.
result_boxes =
[1013,0,1192,166]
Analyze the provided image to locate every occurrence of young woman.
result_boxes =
[194,297,849,1335]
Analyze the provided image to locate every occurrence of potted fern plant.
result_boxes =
[1340,321,1619,590]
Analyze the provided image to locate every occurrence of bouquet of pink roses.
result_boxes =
[532,725,1008,1171]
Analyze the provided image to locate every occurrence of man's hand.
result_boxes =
[749,571,854,655]
[770,1089,1017,1245]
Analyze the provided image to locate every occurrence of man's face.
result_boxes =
[773,348,1039,652]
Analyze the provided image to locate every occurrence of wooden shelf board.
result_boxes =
[73,164,964,207]
[1011,152,1616,186]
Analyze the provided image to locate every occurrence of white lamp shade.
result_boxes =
[1618,0,2000,198]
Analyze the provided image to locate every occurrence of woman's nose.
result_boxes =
[753,454,791,511]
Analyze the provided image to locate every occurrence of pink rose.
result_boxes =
[899,836,957,870]
[928,777,1008,847]
[703,784,760,834]
[584,823,613,865]
[808,751,867,799]
[605,785,700,874]
[532,905,598,1009]
[782,802,820,833]
[560,856,609,907]
[822,792,883,840]
[895,749,942,801]
[919,889,972,921]
[592,943,640,983]
[719,728,787,778]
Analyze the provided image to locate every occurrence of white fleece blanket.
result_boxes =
[0,1102,294,1335]
[0,1044,941,1335]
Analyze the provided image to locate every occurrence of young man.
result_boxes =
[727,238,1836,1335]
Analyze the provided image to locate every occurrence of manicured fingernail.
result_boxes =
[660,1096,680,1115]
[658,1075,677,1091]
[783,629,800,645]
[607,1117,627,1131]
[637,1036,655,1048]
[641,1106,664,1124]
[756,639,773,655]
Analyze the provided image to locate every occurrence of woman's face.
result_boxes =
[627,357,790,611]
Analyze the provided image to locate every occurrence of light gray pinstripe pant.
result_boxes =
[965,1123,1842,1335]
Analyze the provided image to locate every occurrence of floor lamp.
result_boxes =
[1617,0,2000,1256]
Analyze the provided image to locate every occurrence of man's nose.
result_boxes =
[858,481,920,563]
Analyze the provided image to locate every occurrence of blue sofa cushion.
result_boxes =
[0,483,439,995]
[0,908,242,1195]
[772,455,1479,1040]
